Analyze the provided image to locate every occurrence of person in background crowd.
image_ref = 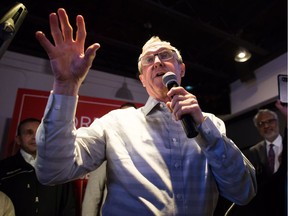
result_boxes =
[34,8,256,215]
[0,118,77,216]
[251,107,284,178]
[228,100,287,216]
[82,102,137,216]
[82,161,107,216]
[0,191,15,216]
[119,102,137,109]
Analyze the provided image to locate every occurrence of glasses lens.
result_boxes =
[142,55,155,66]
[158,50,173,60]
[141,50,174,66]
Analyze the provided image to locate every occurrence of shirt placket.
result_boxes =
[161,103,185,215]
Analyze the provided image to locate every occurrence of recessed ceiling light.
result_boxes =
[234,48,252,62]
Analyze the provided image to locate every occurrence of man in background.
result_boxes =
[0,118,77,216]
[251,108,284,180]
[247,104,286,216]
[229,100,287,216]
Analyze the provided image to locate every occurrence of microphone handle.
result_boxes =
[181,114,199,138]
[167,82,199,138]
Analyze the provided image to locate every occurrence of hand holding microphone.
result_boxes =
[162,72,199,138]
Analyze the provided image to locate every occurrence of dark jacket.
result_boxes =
[0,151,77,216]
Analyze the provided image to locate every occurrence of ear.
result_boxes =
[180,63,186,77]
[139,74,146,87]
[15,136,21,146]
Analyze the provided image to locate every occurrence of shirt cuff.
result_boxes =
[195,116,222,149]
[44,91,78,121]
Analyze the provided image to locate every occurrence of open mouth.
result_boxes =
[156,72,165,77]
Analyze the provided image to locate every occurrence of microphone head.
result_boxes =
[162,72,178,87]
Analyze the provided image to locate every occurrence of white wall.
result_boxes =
[0,51,148,149]
[230,52,287,115]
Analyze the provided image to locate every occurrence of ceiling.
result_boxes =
[1,0,287,115]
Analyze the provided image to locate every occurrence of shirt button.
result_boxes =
[205,129,211,135]
[176,194,183,200]
[174,162,180,168]
[54,104,61,110]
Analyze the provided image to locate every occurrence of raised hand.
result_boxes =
[35,8,100,95]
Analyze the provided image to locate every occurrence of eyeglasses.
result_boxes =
[139,49,175,66]
[257,119,276,128]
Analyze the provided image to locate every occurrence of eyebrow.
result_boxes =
[143,48,172,56]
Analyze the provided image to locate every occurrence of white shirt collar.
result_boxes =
[20,149,36,168]
[265,134,282,148]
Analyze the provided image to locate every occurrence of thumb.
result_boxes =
[165,101,173,113]
[84,43,100,66]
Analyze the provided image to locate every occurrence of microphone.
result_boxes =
[162,72,199,138]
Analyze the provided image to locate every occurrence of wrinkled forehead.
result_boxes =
[139,41,175,59]
[21,122,39,130]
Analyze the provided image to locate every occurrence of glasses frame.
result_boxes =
[139,49,176,66]
[257,118,276,128]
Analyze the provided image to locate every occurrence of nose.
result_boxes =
[263,122,271,128]
[153,54,162,65]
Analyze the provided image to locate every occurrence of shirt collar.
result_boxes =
[265,134,282,148]
[20,149,36,167]
[141,96,159,116]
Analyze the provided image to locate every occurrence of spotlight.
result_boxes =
[0,2,28,59]
[234,47,252,62]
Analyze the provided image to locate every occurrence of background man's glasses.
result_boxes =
[140,50,175,66]
[257,119,276,128]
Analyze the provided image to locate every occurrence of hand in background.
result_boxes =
[275,99,287,120]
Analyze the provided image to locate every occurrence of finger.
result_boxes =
[75,15,86,46]
[168,94,182,120]
[172,99,185,120]
[165,102,173,113]
[57,8,73,42]
[84,43,101,68]
[167,86,188,99]
[170,94,186,110]
[35,31,55,58]
[50,12,64,45]
[173,96,198,120]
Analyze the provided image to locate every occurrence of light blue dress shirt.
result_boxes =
[36,93,256,216]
